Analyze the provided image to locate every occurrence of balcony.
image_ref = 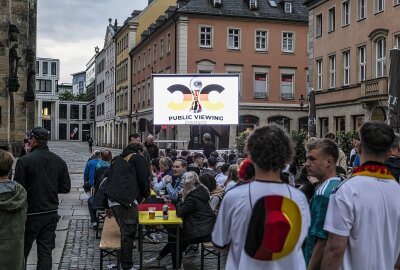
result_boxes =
[361,77,388,97]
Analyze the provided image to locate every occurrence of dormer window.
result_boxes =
[284,2,293,13]
[249,0,258,10]
[213,0,222,7]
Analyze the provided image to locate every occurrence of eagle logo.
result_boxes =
[166,78,225,112]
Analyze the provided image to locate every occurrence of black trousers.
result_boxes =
[111,204,138,270]
[24,212,59,270]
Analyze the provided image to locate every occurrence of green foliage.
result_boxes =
[58,91,91,101]
[58,91,75,101]
[336,131,358,157]
[290,129,308,168]
[233,130,250,156]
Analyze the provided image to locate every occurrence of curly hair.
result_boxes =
[245,124,294,171]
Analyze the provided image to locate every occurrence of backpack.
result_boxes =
[92,173,109,210]
[105,153,138,208]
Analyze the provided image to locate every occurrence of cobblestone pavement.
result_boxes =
[26,141,225,270]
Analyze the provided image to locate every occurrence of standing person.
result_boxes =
[14,127,71,270]
[203,133,215,158]
[144,135,159,160]
[321,122,400,270]
[324,133,347,172]
[212,125,310,270]
[84,150,101,229]
[88,137,94,153]
[303,139,341,268]
[385,133,400,182]
[129,133,151,168]
[0,150,27,270]
[105,142,150,270]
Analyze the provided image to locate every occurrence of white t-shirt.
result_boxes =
[324,174,400,270]
[212,181,310,270]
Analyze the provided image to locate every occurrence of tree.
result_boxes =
[75,92,89,101]
[58,91,75,101]
[336,131,358,158]
[290,129,308,169]
[233,130,250,156]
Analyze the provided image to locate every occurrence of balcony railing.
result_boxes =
[361,77,388,97]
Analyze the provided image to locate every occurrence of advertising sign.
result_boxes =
[153,74,239,125]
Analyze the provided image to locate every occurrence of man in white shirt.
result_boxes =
[322,121,400,270]
[212,124,310,270]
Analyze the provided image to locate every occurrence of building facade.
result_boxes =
[35,57,60,140]
[305,0,400,136]
[0,0,37,153]
[58,100,93,141]
[71,71,86,95]
[95,49,106,145]
[131,0,309,149]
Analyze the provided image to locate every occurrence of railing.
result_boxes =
[361,77,388,96]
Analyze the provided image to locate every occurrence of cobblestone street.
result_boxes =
[25,141,225,269]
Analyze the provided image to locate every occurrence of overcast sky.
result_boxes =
[37,0,148,83]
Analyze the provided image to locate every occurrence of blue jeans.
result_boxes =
[87,196,97,223]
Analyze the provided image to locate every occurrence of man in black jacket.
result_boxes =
[203,133,215,158]
[105,143,150,270]
[14,127,71,270]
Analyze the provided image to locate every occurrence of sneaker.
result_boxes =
[182,245,199,257]
[144,256,161,266]
[90,222,97,230]
[144,234,159,243]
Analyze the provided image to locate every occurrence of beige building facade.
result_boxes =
[305,0,400,136]
[131,0,309,150]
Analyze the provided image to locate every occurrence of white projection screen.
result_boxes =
[153,74,239,125]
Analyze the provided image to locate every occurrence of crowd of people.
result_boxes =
[2,121,400,270]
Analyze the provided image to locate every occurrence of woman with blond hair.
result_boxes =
[152,157,174,193]
[175,172,216,268]
[224,164,239,191]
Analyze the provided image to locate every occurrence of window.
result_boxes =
[35,61,39,75]
[268,116,290,132]
[358,46,366,81]
[335,116,346,132]
[358,0,366,19]
[148,81,151,105]
[35,79,52,92]
[59,104,67,119]
[343,51,350,85]
[200,26,212,48]
[148,48,151,65]
[160,38,164,57]
[167,33,171,53]
[153,44,156,62]
[342,1,350,26]
[281,74,294,99]
[228,28,240,50]
[138,56,141,70]
[375,0,384,12]
[42,61,48,75]
[78,81,84,94]
[143,52,146,68]
[51,62,57,76]
[376,38,386,77]
[329,8,336,32]
[82,105,87,119]
[284,2,292,13]
[133,58,136,73]
[316,14,322,37]
[255,30,267,51]
[395,0,400,5]
[329,55,336,88]
[282,32,294,52]
[320,118,329,137]
[317,59,323,90]
[395,34,400,48]
[70,105,79,120]
[254,73,268,98]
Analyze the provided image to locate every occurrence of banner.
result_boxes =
[388,49,400,131]
[153,74,239,125]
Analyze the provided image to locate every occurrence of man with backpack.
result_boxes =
[105,143,150,270]
[212,125,310,269]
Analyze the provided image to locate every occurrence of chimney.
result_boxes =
[108,18,112,26]
[114,19,118,28]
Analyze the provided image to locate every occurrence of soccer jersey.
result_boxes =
[212,181,310,270]
[303,177,341,265]
[324,163,400,270]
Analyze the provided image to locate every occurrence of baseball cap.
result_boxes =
[29,127,50,140]
[244,195,302,261]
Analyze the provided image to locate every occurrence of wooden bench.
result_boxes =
[99,217,121,270]
[201,242,221,270]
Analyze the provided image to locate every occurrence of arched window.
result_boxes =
[268,116,290,132]
[375,37,386,77]
[238,115,259,134]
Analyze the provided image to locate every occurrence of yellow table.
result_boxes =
[150,189,157,197]
[138,210,182,269]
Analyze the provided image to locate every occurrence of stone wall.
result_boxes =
[0,0,36,155]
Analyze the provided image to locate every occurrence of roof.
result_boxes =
[177,0,308,22]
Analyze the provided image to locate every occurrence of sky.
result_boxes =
[37,0,148,83]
